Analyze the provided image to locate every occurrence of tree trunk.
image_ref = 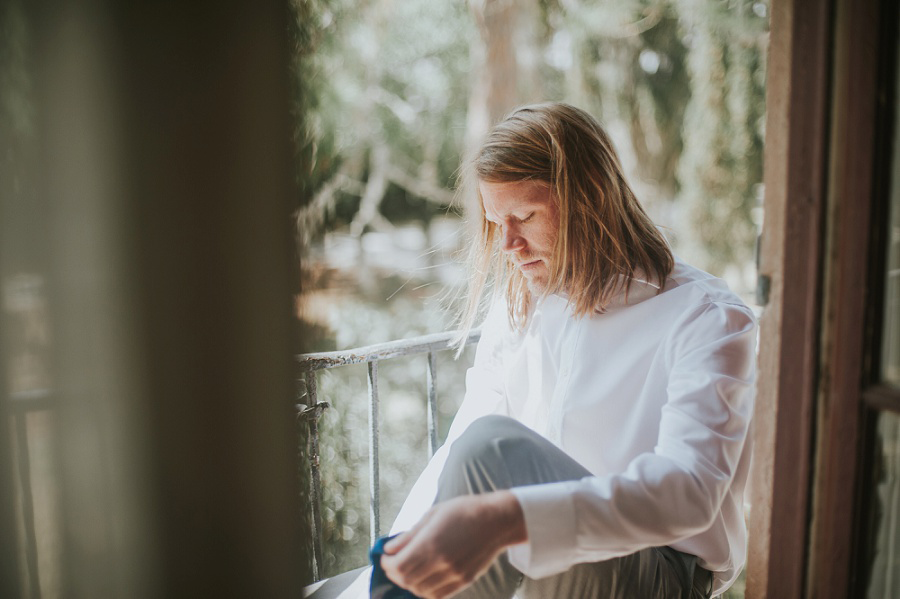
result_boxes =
[465,0,520,156]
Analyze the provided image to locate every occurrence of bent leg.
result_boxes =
[436,415,593,500]
[433,415,592,599]
[435,415,706,599]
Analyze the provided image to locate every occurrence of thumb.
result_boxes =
[384,505,435,554]
[383,530,414,555]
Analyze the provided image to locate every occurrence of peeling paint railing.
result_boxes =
[296,329,481,581]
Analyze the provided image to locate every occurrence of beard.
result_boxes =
[525,271,549,294]
[521,261,551,294]
[509,253,553,294]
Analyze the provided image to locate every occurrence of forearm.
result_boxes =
[476,490,528,545]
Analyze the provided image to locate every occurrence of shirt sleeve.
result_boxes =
[508,300,757,578]
[390,296,510,533]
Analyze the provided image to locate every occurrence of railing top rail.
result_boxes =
[296,328,481,372]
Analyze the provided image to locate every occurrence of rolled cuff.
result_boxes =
[508,479,584,579]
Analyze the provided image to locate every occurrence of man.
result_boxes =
[379,103,756,599]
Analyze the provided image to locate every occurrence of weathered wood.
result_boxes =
[302,371,326,582]
[745,0,832,597]
[806,0,891,596]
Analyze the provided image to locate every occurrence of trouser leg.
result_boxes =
[434,415,592,599]
[518,546,705,599]
[434,415,708,599]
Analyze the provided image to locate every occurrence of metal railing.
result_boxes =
[296,328,481,581]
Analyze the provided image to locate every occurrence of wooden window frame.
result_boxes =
[745,0,833,596]
[807,0,899,596]
[748,0,900,597]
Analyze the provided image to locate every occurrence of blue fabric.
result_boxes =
[369,535,420,599]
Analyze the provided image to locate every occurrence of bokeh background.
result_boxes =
[292,0,769,592]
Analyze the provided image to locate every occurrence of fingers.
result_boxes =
[382,535,452,595]
[383,530,412,554]
[411,568,469,599]
[386,559,469,599]
[385,506,433,554]
[379,498,510,598]
[384,540,487,599]
[381,537,431,591]
[382,546,428,584]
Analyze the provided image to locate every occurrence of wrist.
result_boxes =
[484,490,528,547]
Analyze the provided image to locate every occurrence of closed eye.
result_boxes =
[520,212,535,223]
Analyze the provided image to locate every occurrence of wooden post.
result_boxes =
[806,0,890,596]
[745,0,832,597]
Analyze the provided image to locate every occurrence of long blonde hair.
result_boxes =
[453,102,673,348]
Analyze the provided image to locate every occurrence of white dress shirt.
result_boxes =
[388,258,757,596]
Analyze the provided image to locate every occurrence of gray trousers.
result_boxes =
[435,415,714,599]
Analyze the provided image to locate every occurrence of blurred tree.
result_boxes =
[622,4,691,203]
[465,0,520,154]
[294,0,470,246]
[675,0,768,274]
[296,0,768,279]
[545,1,692,220]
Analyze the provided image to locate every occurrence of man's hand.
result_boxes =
[380,491,527,599]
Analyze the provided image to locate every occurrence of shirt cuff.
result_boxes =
[508,480,583,579]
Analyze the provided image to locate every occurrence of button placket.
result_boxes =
[547,311,583,445]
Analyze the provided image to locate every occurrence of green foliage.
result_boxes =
[676,0,768,274]
[290,0,332,203]
[296,0,472,237]
[297,0,769,276]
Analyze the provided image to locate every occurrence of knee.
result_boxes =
[438,416,524,497]
[463,414,525,439]
[447,415,531,467]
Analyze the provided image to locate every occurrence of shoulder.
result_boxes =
[662,259,755,320]
[658,260,758,359]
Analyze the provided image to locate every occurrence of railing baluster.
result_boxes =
[426,351,438,458]
[305,372,325,581]
[367,361,381,544]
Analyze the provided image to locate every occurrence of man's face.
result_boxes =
[480,179,560,293]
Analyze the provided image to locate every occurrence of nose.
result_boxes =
[500,224,526,253]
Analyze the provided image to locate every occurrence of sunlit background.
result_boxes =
[293,0,768,592]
